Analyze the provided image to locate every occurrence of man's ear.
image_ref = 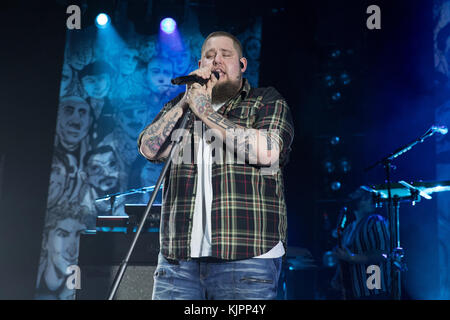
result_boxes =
[239,57,248,72]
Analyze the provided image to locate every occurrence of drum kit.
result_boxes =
[319,124,449,299]
[358,125,449,300]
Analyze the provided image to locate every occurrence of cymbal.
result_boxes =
[362,180,450,199]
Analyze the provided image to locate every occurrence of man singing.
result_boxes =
[138,31,294,300]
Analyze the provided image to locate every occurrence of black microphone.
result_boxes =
[171,71,220,85]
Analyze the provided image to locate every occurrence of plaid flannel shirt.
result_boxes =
[138,79,294,260]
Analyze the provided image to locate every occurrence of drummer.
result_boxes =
[331,188,391,300]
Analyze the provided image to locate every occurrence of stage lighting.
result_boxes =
[324,74,335,87]
[160,17,177,34]
[95,13,110,28]
[330,136,340,145]
[324,161,335,173]
[330,49,341,59]
[331,92,341,102]
[339,159,351,173]
[322,251,337,268]
[330,181,341,191]
[340,72,351,85]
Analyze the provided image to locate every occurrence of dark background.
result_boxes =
[0,0,440,299]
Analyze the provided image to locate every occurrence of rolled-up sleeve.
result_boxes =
[253,88,295,167]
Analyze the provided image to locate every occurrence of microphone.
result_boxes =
[171,71,220,85]
[431,125,448,135]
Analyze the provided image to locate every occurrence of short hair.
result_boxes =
[147,55,173,69]
[59,96,90,110]
[201,31,243,58]
[79,60,114,79]
[82,145,115,168]
[40,202,90,257]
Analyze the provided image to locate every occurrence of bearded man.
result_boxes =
[138,31,294,300]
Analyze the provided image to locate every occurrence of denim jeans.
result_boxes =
[152,252,282,300]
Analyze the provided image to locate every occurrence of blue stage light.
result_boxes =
[324,161,335,173]
[324,74,335,87]
[340,159,351,173]
[160,17,177,34]
[95,13,110,28]
[331,91,341,101]
[340,72,351,85]
[330,136,340,145]
[331,181,341,191]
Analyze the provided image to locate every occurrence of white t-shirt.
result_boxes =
[190,103,284,259]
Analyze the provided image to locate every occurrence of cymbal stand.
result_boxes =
[366,125,440,300]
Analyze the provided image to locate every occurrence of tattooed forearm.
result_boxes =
[196,102,280,166]
[162,114,179,138]
[140,104,183,159]
[145,136,165,153]
[193,94,214,116]
[231,129,280,165]
[144,119,162,136]
[207,112,239,130]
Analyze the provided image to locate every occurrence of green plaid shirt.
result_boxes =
[138,79,294,260]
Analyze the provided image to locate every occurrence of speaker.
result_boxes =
[76,231,159,300]
[76,264,156,300]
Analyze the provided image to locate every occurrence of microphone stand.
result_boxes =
[107,109,192,300]
[365,126,440,300]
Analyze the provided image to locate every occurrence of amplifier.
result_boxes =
[76,204,160,300]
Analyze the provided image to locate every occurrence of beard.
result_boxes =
[211,77,242,104]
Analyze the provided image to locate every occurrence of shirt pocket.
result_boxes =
[226,105,258,127]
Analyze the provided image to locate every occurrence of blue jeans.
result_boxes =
[152,252,282,300]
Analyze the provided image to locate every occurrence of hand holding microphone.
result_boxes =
[175,66,219,118]
[171,69,220,85]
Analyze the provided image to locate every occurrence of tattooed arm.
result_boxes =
[139,99,187,161]
[187,88,280,166]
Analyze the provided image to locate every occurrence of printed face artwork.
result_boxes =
[119,48,139,76]
[140,40,158,62]
[146,58,173,95]
[68,43,93,71]
[245,37,261,61]
[164,50,192,75]
[85,151,120,193]
[48,159,68,208]
[117,105,148,140]
[57,98,91,149]
[81,73,111,99]
[60,64,73,97]
[46,218,85,276]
